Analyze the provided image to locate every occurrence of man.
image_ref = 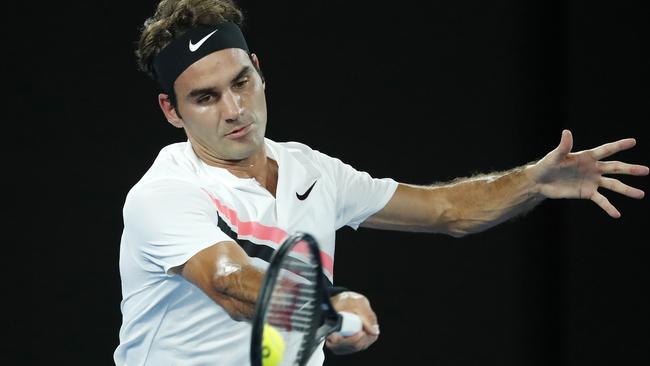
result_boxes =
[114,0,648,365]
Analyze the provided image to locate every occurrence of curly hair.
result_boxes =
[136,0,244,81]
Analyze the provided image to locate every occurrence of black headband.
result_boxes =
[152,22,249,95]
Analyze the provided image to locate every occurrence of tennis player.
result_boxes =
[114,0,648,365]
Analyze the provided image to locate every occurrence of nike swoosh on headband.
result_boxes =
[189,29,219,52]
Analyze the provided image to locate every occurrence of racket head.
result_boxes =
[251,232,325,366]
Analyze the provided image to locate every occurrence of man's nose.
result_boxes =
[222,89,243,122]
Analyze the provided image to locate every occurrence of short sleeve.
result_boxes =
[313,151,398,230]
[122,179,233,275]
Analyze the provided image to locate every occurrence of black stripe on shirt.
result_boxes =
[216,215,333,287]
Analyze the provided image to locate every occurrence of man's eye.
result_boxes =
[234,79,249,88]
[197,95,213,103]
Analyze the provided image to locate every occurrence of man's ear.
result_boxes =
[250,53,261,71]
[250,53,265,87]
[158,93,183,128]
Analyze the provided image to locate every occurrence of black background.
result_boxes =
[13,0,648,365]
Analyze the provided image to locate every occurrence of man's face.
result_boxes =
[172,48,267,162]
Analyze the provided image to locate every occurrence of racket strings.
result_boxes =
[264,246,321,365]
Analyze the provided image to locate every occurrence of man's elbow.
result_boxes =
[437,208,472,238]
[210,292,253,321]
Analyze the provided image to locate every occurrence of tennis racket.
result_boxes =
[250,232,362,366]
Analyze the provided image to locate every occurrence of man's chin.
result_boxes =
[223,140,264,160]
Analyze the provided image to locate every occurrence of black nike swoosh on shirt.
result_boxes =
[296,180,317,200]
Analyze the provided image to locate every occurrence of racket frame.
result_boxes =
[250,232,325,366]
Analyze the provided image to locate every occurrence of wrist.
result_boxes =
[522,163,544,198]
[326,286,349,298]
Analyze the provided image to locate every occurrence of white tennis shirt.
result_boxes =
[114,139,397,365]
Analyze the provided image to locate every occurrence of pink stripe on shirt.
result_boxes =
[201,189,334,276]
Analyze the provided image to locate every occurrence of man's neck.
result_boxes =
[192,142,277,195]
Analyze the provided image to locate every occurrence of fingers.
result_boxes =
[326,331,364,346]
[327,291,380,354]
[358,309,379,336]
[363,322,380,336]
[600,177,645,199]
[330,291,379,335]
[598,161,650,176]
[325,329,378,355]
[589,138,637,160]
[590,191,621,218]
[554,129,573,160]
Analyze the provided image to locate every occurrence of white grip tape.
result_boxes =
[337,311,363,336]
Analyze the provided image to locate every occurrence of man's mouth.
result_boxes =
[225,123,253,138]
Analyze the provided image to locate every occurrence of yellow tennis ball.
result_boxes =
[262,323,285,366]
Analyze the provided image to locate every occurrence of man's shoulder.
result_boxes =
[125,142,202,197]
[135,142,200,183]
[269,139,338,162]
[270,139,313,154]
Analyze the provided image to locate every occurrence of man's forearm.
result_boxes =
[180,241,265,321]
[362,163,545,235]
[430,164,545,237]
[209,264,264,321]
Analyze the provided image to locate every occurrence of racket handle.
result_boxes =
[337,311,363,336]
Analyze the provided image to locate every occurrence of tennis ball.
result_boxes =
[262,323,285,366]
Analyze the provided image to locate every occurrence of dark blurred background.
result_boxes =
[12,0,648,365]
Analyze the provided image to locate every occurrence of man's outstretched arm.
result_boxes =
[362,130,648,237]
